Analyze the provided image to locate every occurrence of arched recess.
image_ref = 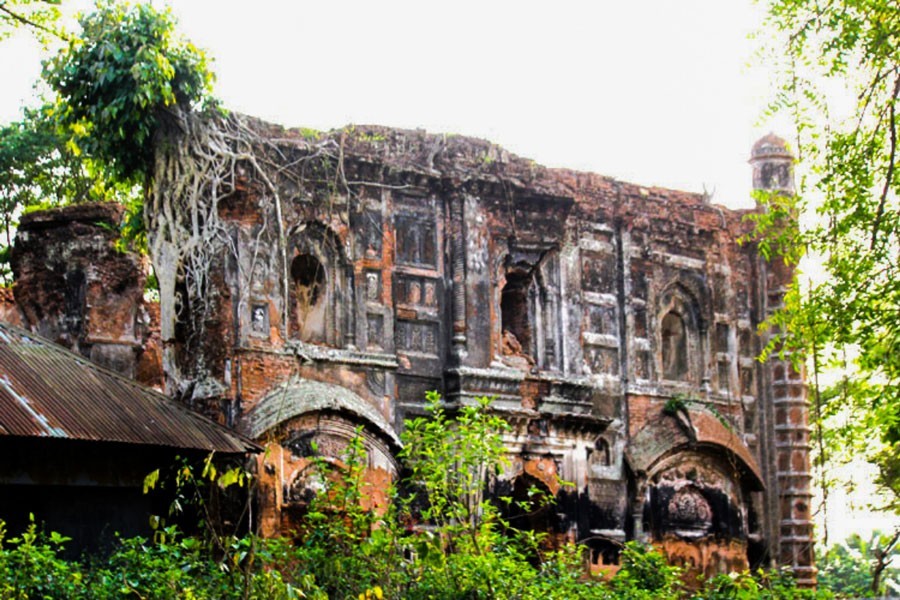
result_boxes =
[240,378,400,537]
[501,269,534,356]
[656,277,710,385]
[287,222,352,347]
[500,473,558,535]
[496,246,562,371]
[626,408,764,576]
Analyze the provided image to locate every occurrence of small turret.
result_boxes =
[749,133,815,586]
[750,133,794,194]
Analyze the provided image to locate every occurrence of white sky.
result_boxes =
[0,0,791,210]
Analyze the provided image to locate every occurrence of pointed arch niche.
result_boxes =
[496,246,563,371]
[287,222,352,347]
[656,282,708,385]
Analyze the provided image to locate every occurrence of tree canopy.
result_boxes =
[0,1,188,279]
[44,0,215,184]
[759,0,900,513]
[0,105,140,279]
[41,1,267,394]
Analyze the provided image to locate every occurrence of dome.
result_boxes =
[750,133,793,161]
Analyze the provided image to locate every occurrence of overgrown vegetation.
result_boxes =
[44,0,215,185]
[0,0,892,596]
[756,0,900,520]
[37,0,222,393]
[816,530,900,598]
[0,396,826,599]
[0,105,141,280]
[33,1,362,396]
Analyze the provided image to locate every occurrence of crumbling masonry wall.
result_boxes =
[6,125,812,584]
[10,203,162,388]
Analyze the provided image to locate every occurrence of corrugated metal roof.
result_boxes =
[0,321,258,454]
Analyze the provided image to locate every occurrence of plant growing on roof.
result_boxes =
[43,1,351,395]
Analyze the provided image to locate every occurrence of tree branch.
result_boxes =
[871,528,900,596]
[870,74,900,250]
[856,67,894,132]
[0,3,68,41]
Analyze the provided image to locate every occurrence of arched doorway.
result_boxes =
[240,378,400,537]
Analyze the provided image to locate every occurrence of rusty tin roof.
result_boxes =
[0,322,257,454]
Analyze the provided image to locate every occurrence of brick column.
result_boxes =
[449,193,467,356]
[765,281,815,585]
[751,133,815,586]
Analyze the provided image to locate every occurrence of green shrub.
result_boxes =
[0,396,825,599]
[816,531,900,598]
[0,519,84,600]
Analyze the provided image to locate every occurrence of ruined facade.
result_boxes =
[4,125,813,583]
[9,204,163,387]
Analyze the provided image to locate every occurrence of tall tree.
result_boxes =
[758,1,900,511]
[44,0,220,391]
[44,0,214,185]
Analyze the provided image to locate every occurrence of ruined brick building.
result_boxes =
[2,125,813,584]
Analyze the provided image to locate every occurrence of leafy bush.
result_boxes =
[0,396,826,599]
[45,0,215,183]
[611,541,684,598]
[0,519,83,600]
[816,531,900,598]
[697,569,830,600]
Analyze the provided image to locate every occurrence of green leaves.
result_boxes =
[698,568,827,600]
[0,105,141,281]
[0,0,63,44]
[759,0,900,510]
[399,392,510,535]
[143,468,160,494]
[0,1,214,284]
[0,389,825,599]
[612,542,684,598]
[44,0,215,184]
[817,530,900,597]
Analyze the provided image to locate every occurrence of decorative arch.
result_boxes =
[641,450,749,538]
[656,276,710,384]
[242,378,400,536]
[625,407,764,574]
[626,408,763,492]
[495,244,562,371]
[287,222,352,347]
[638,448,760,577]
[241,377,400,450]
[661,272,713,330]
[589,437,612,467]
[500,267,534,355]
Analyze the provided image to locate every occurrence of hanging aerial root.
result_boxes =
[145,107,346,395]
